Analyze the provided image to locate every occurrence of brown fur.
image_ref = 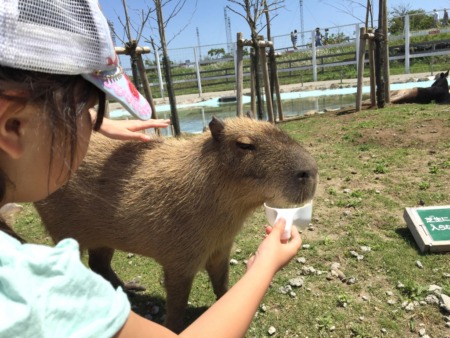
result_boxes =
[34,117,318,332]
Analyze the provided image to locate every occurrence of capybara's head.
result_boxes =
[207,116,318,207]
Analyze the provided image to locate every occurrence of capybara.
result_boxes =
[390,70,450,104]
[34,116,318,332]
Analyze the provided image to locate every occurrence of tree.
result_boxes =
[114,0,153,88]
[227,0,284,119]
[207,48,226,59]
[389,8,434,35]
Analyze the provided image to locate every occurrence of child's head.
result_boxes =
[0,0,151,204]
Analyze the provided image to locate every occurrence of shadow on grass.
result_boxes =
[395,227,424,254]
[126,291,212,330]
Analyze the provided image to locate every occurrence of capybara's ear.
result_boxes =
[209,116,225,141]
[445,70,449,78]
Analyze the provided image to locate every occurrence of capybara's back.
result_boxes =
[34,117,318,332]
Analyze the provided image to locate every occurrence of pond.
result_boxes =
[110,80,434,135]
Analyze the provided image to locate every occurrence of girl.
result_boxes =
[0,1,302,337]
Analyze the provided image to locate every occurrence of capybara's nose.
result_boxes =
[296,170,315,180]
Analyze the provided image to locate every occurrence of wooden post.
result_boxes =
[374,27,385,108]
[136,54,157,120]
[274,71,283,121]
[116,46,160,133]
[367,29,376,107]
[382,0,390,103]
[236,32,244,117]
[356,27,367,112]
[259,37,274,123]
[250,49,256,117]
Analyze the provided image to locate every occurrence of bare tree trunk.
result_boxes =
[252,36,264,120]
[155,0,180,136]
[264,3,283,121]
[375,0,385,108]
[122,0,140,88]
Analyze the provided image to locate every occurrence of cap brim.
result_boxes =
[82,66,152,121]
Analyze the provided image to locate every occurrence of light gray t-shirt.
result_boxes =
[0,231,130,338]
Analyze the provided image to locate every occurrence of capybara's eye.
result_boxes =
[236,142,256,151]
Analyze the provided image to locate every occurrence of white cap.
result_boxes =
[0,0,151,120]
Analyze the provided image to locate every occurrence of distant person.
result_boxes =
[291,30,298,50]
[315,27,323,47]
[324,28,329,45]
[433,9,440,28]
[443,9,449,26]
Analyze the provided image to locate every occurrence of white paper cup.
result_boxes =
[264,201,313,240]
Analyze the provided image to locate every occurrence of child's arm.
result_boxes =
[115,218,301,338]
[90,109,170,142]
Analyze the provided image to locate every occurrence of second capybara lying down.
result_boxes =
[390,70,450,104]
[34,116,318,332]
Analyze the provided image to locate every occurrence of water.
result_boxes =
[110,80,435,135]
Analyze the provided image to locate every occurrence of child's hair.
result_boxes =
[0,65,106,203]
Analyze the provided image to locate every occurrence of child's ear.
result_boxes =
[0,98,25,159]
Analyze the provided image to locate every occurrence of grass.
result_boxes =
[11,103,450,337]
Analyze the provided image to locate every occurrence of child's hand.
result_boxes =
[92,109,170,142]
[247,218,302,273]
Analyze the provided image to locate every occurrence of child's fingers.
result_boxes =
[289,225,302,247]
[271,218,286,236]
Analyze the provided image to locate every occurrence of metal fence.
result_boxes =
[123,11,450,99]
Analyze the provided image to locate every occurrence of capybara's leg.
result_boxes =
[88,247,124,289]
[205,248,230,299]
[163,268,195,333]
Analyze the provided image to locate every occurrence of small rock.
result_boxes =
[229,259,239,265]
[381,328,387,333]
[429,284,442,294]
[387,299,396,305]
[329,325,336,331]
[404,302,415,311]
[416,261,424,269]
[302,244,310,249]
[443,272,450,278]
[279,285,293,294]
[260,304,267,312]
[386,291,393,296]
[343,189,351,194]
[127,253,135,258]
[296,257,306,264]
[360,246,371,252]
[346,277,357,285]
[361,295,369,301]
[150,305,160,315]
[268,326,276,335]
[440,294,450,312]
[289,291,297,298]
[397,281,405,289]
[330,262,341,270]
[289,277,304,287]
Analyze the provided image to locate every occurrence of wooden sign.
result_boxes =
[404,205,450,253]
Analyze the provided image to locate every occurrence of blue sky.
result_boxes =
[99,0,448,68]
[99,0,446,50]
